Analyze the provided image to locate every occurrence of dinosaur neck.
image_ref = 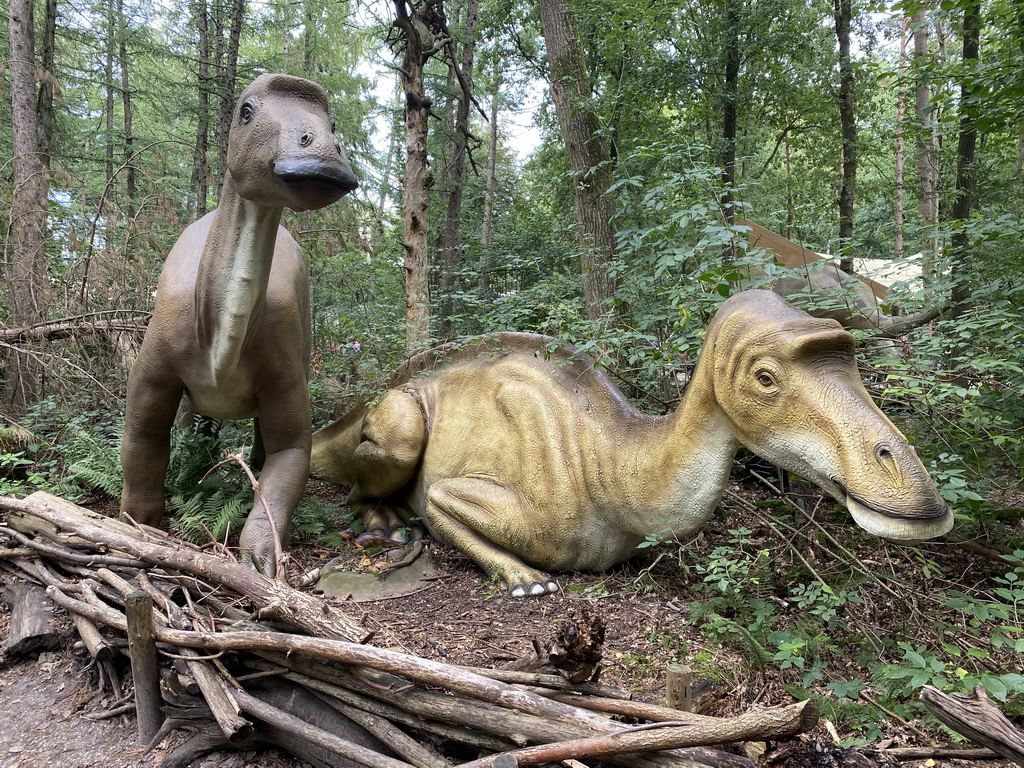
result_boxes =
[620,344,741,540]
[194,175,284,384]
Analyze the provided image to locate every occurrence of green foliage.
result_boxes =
[62,421,124,499]
[163,423,254,544]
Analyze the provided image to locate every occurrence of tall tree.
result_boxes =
[5,0,51,413]
[36,0,57,169]
[913,5,941,281]
[720,0,741,236]
[538,0,616,322]
[215,0,246,199]
[191,0,212,217]
[392,0,445,349]
[834,0,856,272]
[118,0,136,218]
[434,0,481,336]
[949,0,980,318]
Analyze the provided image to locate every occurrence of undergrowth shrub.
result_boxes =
[11,401,350,550]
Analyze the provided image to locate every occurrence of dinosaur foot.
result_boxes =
[351,525,422,549]
[508,579,560,598]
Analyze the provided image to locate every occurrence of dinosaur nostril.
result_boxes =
[875,444,898,475]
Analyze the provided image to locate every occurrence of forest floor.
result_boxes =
[1,480,1022,768]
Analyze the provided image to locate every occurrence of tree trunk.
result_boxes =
[5,0,51,414]
[393,0,442,351]
[118,0,136,219]
[538,0,617,322]
[191,0,211,218]
[913,6,941,282]
[105,0,116,191]
[479,73,501,292]
[834,0,856,273]
[215,0,245,202]
[894,15,908,260]
[36,0,57,170]
[720,0,740,247]
[435,0,480,337]
[949,0,980,320]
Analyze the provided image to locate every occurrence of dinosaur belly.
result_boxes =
[184,379,259,421]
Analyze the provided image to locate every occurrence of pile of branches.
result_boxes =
[1,492,1019,768]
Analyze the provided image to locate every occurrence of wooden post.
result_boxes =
[125,591,163,743]
[665,663,692,712]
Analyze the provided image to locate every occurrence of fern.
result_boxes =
[63,421,124,498]
[165,426,254,545]
[170,482,251,543]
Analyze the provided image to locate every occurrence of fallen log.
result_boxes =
[0,312,149,344]
[1,581,60,659]
[455,701,818,768]
[919,685,1024,766]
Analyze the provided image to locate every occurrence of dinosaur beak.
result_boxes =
[275,157,359,196]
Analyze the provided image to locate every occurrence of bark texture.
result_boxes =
[835,0,856,273]
[949,0,980,319]
[393,0,444,350]
[5,0,51,414]
[913,6,941,280]
[538,0,617,322]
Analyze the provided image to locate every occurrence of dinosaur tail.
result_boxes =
[310,404,369,484]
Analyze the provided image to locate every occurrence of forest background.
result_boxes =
[2,0,1024,744]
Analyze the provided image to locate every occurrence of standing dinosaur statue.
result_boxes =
[310,290,953,597]
[121,74,358,575]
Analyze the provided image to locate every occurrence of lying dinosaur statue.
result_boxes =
[310,290,953,597]
[121,74,358,575]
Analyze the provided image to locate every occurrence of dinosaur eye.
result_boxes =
[756,371,775,388]
[330,118,337,134]
[240,102,254,124]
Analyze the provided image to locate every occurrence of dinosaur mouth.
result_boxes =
[838,481,953,542]
[275,159,359,195]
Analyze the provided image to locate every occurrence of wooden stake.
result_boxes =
[666,664,692,712]
[125,591,164,743]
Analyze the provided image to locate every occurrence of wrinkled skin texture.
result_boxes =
[121,74,358,575]
[311,291,952,597]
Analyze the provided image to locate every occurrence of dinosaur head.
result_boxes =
[708,289,952,542]
[226,73,358,212]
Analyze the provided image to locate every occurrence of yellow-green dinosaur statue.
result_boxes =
[311,290,952,597]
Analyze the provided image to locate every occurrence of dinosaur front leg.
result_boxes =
[120,370,183,527]
[238,393,311,576]
[424,477,559,597]
[347,389,427,545]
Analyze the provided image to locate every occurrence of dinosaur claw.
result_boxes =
[386,525,410,544]
[508,580,559,598]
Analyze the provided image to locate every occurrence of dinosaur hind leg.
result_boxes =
[348,389,427,544]
[424,477,559,597]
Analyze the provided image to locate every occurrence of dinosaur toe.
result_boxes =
[508,580,559,598]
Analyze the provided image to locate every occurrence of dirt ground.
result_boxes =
[1,487,1022,768]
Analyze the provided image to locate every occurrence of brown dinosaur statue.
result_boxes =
[773,265,941,339]
[741,219,941,337]
[310,290,953,597]
[121,74,358,575]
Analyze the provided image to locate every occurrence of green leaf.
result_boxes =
[982,677,1008,701]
